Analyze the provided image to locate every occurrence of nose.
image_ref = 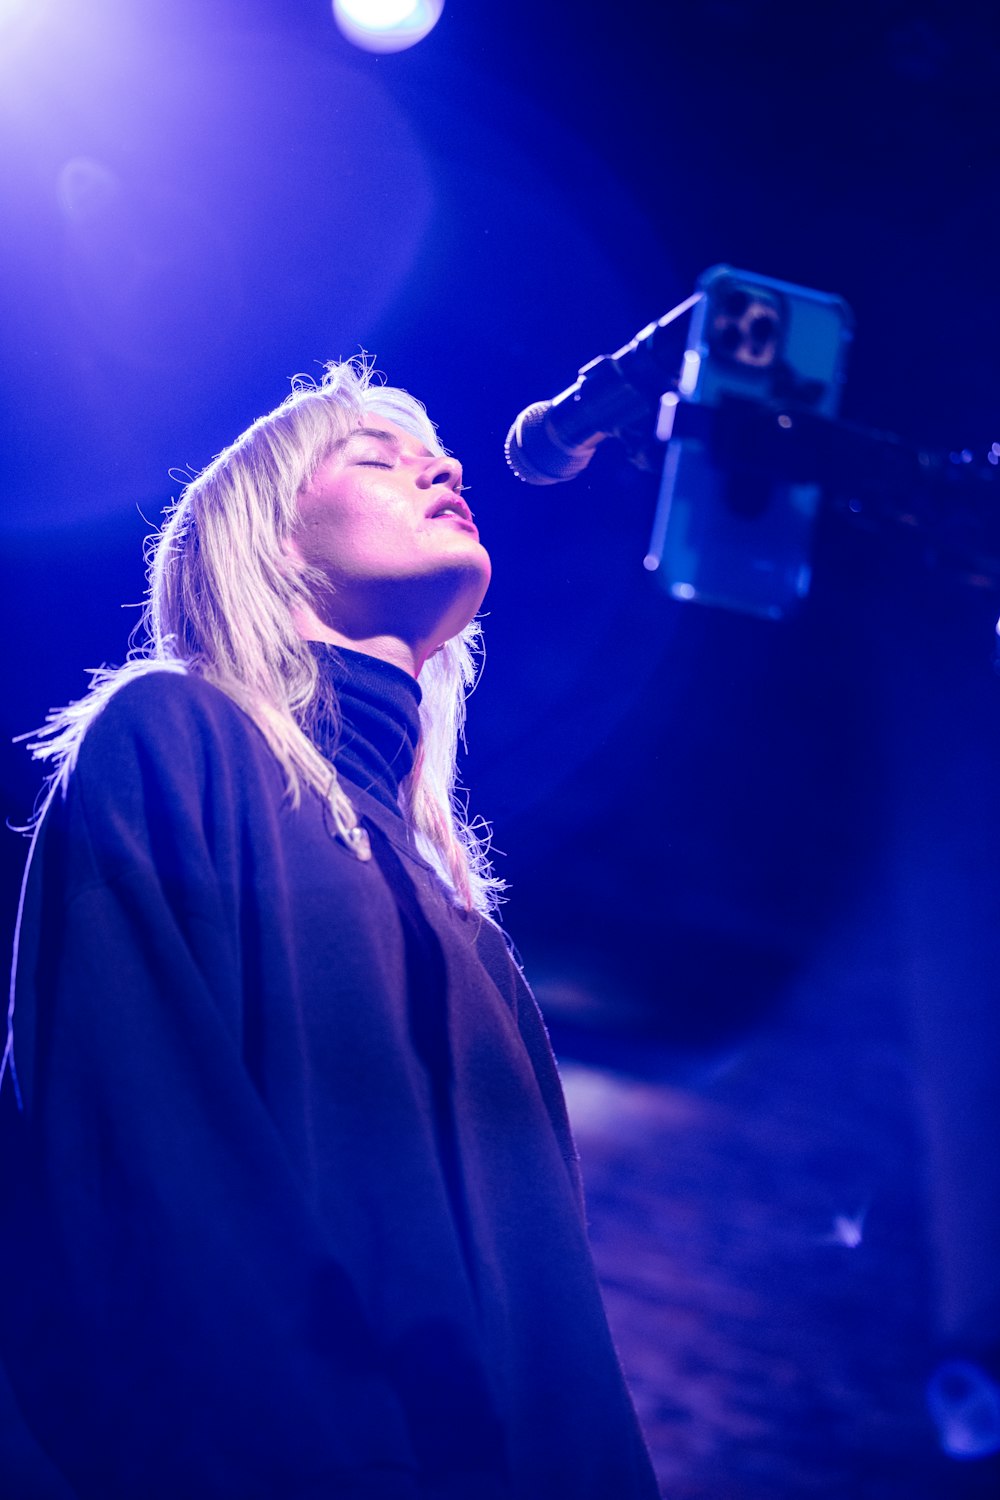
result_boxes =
[419,453,463,491]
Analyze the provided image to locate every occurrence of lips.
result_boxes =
[428,496,474,525]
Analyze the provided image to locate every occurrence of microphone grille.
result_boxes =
[505,401,595,486]
[504,402,562,485]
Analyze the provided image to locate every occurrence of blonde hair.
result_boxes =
[28,359,502,914]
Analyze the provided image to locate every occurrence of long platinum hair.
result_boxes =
[28,359,502,915]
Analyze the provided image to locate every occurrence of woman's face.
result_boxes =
[289,417,491,656]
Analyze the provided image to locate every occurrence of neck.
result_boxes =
[291,605,429,677]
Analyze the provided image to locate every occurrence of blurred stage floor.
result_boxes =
[557,945,999,1498]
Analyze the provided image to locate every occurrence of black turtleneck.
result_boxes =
[307,643,421,816]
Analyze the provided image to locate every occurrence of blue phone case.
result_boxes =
[646,265,854,618]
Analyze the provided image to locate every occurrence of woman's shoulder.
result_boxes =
[61,664,272,795]
[85,665,256,747]
[94,663,241,721]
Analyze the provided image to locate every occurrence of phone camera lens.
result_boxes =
[749,315,777,352]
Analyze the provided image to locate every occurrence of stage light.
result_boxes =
[332,0,444,54]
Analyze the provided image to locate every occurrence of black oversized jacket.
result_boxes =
[0,666,657,1499]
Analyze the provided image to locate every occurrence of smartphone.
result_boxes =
[645,265,854,618]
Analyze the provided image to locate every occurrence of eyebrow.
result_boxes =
[332,426,434,459]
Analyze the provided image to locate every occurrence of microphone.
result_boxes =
[504,293,701,485]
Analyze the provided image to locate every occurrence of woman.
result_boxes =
[0,360,657,1499]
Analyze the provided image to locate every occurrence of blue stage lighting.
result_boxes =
[332,0,444,54]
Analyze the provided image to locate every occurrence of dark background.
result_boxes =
[2,1,999,1493]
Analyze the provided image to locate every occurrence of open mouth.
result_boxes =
[429,498,474,524]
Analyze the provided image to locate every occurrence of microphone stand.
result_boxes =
[509,282,1000,589]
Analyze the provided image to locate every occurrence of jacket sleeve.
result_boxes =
[0,674,421,1500]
